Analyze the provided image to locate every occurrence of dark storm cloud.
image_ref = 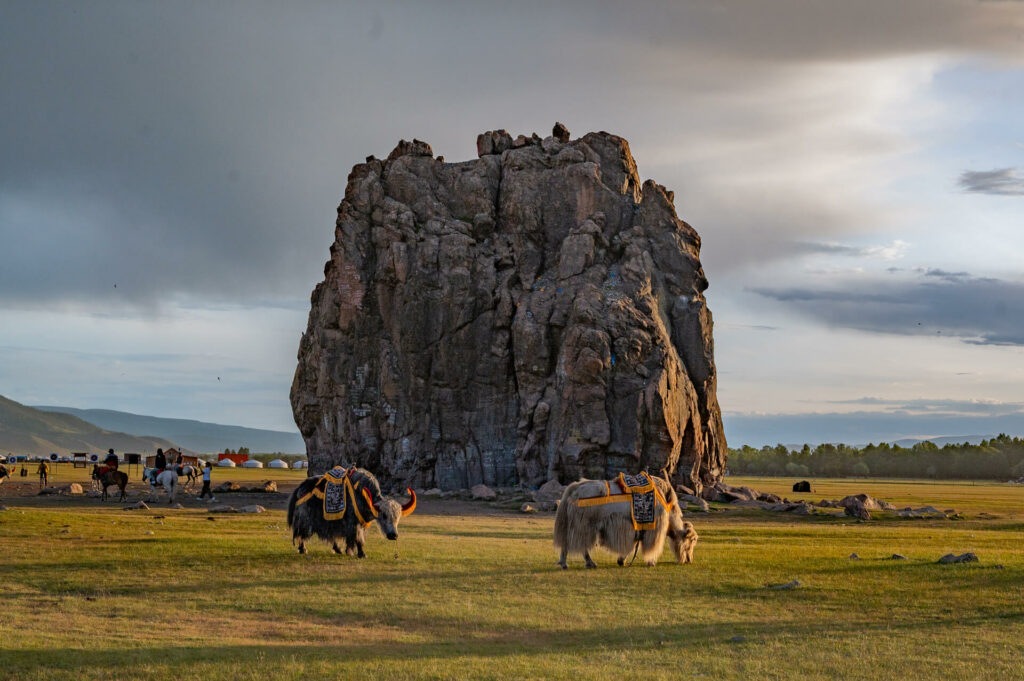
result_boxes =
[752,271,1024,345]
[1,1,1021,311]
[958,167,1024,196]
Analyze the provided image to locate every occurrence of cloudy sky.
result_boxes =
[2,1,1022,445]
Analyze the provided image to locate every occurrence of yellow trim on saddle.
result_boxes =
[574,472,675,531]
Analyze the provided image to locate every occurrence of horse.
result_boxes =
[91,465,129,502]
[0,464,9,485]
[143,467,178,504]
[169,464,201,491]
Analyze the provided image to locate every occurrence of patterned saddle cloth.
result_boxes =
[617,472,658,530]
[321,466,349,520]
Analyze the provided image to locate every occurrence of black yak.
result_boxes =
[287,466,416,556]
[793,480,812,493]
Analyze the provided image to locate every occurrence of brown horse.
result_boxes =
[92,465,129,502]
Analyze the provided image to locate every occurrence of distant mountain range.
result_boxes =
[34,406,305,454]
[0,395,178,456]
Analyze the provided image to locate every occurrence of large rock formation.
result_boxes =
[291,124,727,492]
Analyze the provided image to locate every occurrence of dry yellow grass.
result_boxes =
[1,477,1022,680]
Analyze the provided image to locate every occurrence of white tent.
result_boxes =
[217,458,236,467]
[268,459,288,469]
[294,460,308,469]
[241,460,263,468]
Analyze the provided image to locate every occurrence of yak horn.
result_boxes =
[401,488,417,517]
[360,487,380,517]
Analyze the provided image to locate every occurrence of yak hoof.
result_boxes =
[585,562,597,569]
[558,562,568,570]
[617,557,625,566]
[297,545,307,555]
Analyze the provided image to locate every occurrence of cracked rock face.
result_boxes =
[291,125,727,492]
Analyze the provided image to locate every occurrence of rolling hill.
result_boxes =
[0,395,179,456]
[34,406,305,454]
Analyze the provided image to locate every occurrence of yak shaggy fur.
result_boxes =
[554,475,697,569]
[287,467,408,557]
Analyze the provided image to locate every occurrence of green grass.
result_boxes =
[2,478,1023,680]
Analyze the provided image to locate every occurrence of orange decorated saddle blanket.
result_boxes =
[575,471,665,530]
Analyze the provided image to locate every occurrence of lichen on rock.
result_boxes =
[291,123,727,492]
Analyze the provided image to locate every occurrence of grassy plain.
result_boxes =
[1,476,1022,680]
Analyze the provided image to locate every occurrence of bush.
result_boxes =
[851,462,870,477]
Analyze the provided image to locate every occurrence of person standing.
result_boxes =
[197,461,216,502]
[37,459,50,488]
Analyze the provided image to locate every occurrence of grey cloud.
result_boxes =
[1,1,1021,311]
[958,168,1024,195]
[795,240,908,259]
[825,397,1024,416]
[752,271,1024,345]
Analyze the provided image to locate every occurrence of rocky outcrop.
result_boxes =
[291,123,727,491]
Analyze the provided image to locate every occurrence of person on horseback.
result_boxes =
[154,448,166,472]
[99,448,119,477]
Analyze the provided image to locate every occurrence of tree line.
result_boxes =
[728,434,1024,480]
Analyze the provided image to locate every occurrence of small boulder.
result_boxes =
[471,484,497,500]
[842,497,871,521]
[215,482,240,493]
[849,553,861,560]
[534,478,565,504]
[209,505,238,513]
[520,503,538,514]
[890,553,908,560]
[675,483,695,497]
[172,503,185,509]
[768,580,801,590]
[86,491,102,498]
[938,552,978,564]
[260,480,278,493]
[0,505,7,511]
[66,483,83,495]
[125,501,149,511]
[144,530,154,535]
[421,488,442,497]
[239,505,266,513]
[681,494,710,512]
[552,121,571,143]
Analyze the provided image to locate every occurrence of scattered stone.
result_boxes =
[849,553,860,560]
[993,564,1004,570]
[125,501,149,511]
[890,553,908,560]
[728,635,747,643]
[144,530,154,535]
[0,505,8,511]
[520,503,538,514]
[215,482,240,493]
[421,488,442,497]
[66,483,83,495]
[768,580,801,590]
[758,492,782,504]
[209,505,238,513]
[60,528,70,534]
[86,491,102,498]
[534,479,565,504]
[238,505,266,513]
[471,484,497,500]
[259,480,278,493]
[842,497,871,521]
[172,503,185,509]
[680,494,710,512]
[938,552,978,564]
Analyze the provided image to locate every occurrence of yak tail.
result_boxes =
[553,481,580,548]
[287,487,298,528]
